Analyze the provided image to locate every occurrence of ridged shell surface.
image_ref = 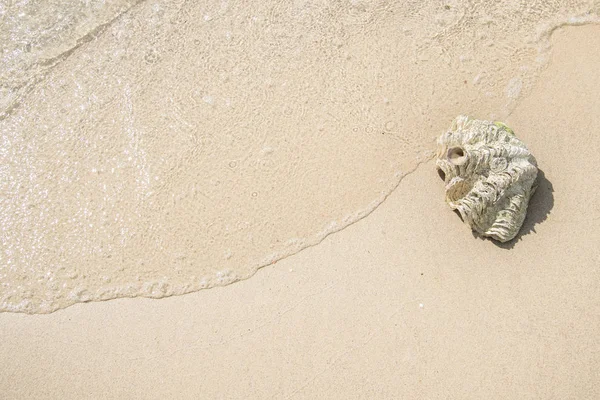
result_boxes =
[436,116,538,242]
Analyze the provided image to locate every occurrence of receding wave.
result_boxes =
[1,0,598,313]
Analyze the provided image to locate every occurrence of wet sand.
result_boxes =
[0,24,599,400]
[5,0,579,314]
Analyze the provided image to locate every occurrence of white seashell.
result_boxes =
[436,115,538,242]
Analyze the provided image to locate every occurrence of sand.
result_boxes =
[4,0,596,314]
[0,24,599,399]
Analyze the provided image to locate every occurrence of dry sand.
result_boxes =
[1,25,599,399]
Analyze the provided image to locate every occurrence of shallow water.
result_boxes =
[1,0,598,313]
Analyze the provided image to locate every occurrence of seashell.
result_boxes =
[436,115,538,242]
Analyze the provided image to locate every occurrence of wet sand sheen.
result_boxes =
[1,1,599,313]
[0,24,599,399]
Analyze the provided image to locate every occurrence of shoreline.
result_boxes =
[1,24,599,399]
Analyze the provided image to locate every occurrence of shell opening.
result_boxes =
[437,168,446,181]
[447,147,467,166]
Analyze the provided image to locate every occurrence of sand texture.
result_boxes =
[0,24,599,399]
[2,0,598,313]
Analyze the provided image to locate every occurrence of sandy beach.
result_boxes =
[1,23,599,399]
